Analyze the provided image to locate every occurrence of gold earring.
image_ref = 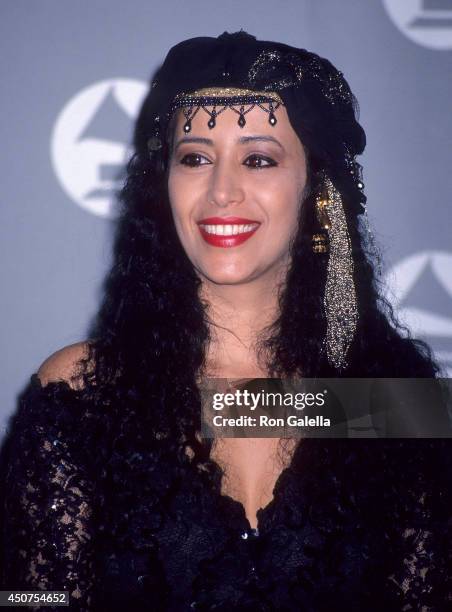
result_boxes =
[312,185,331,253]
[312,233,328,253]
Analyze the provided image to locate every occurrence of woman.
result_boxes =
[1,30,451,611]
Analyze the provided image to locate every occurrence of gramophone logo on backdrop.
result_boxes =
[50,79,147,218]
[386,251,452,375]
[383,0,452,49]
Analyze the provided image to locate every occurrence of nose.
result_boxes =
[207,158,245,208]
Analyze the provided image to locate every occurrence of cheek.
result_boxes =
[167,174,192,231]
[167,175,176,215]
[265,181,303,230]
[167,172,181,214]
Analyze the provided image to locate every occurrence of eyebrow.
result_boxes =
[173,135,284,152]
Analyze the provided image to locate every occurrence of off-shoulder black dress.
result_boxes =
[1,374,451,611]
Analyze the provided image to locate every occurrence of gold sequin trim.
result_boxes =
[174,86,284,105]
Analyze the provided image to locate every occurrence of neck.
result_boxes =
[200,267,287,378]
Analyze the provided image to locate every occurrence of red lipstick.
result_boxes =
[197,216,261,248]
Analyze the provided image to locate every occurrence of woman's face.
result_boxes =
[167,101,308,286]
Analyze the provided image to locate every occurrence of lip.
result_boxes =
[197,216,260,225]
[197,216,261,248]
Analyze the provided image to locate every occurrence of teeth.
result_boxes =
[200,223,259,236]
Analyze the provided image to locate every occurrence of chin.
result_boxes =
[198,265,259,286]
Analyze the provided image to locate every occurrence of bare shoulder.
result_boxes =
[36,341,93,390]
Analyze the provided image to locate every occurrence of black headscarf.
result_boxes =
[134,29,367,214]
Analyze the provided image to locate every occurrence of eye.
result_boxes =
[179,153,210,167]
[244,154,277,169]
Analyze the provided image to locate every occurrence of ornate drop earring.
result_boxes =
[314,174,358,370]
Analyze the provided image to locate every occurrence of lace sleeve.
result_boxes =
[386,440,452,611]
[1,375,95,611]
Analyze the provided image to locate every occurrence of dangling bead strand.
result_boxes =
[237,106,246,128]
[207,107,217,129]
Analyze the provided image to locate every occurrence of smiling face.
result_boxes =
[167,100,308,287]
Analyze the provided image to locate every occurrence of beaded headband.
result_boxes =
[171,87,284,133]
[147,87,284,151]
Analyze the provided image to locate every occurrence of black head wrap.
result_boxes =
[134,29,366,213]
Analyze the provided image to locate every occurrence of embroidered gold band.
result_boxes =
[173,86,284,105]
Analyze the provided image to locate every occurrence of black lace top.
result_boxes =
[1,374,451,611]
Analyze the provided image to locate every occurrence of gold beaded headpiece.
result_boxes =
[146,87,284,151]
[171,87,284,133]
